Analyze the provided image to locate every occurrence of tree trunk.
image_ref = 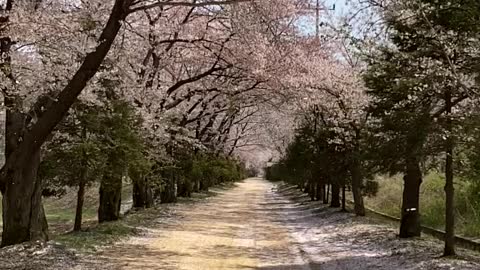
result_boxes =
[1,111,48,247]
[132,174,153,208]
[341,185,346,211]
[399,157,422,238]
[200,179,209,192]
[351,153,366,216]
[98,173,122,223]
[161,177,177,203]
[444,90,455,256]
[303,181,310,193]
[177,180,191,198]
[1,150,48,246]
[145,184,154,208]
[324,184,330,204]
[74,180,86,231]
[74,125,88,231]
[330,182,341,208]
[316,182,324,201]
[309,181,315,201]
[3,158,46,240]
[193,179,200,193]
[444,144,455,255]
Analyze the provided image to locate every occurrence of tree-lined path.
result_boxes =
[78,179,480,270]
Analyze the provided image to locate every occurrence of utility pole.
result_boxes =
[307,0,335,39]
[316,0,320,38]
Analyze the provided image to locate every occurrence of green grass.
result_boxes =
[0,191,99,236]
[54,221,137,252]
[0,182,228,252]
[53,188,221,252]
[366,172,480,238]
[0,184,132,238]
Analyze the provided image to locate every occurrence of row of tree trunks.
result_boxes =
[305,174,364,215]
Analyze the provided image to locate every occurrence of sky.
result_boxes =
[298,0,352,36]
[325,0,349,16]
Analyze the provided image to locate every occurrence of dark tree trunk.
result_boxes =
[351,153,366,216]
[177,182,186,197]
[444,143,455,255]
[330,182,341,208]
[399,157,422,238]
[98,173,122,223]
[324,184,330,204]
[303,181,310,193]
[444,90,455,256]
[1,2,48,246]
[341,185,346,211]
[309,181,315,201]
[74,126,88,231]
[193,179,200,193]
[1,111,48,247]
[145,184,153,208]
[132,174,153,208]
[161,177,177,203]
[177,180,192,198]
[200,180,209,192]
[315,182,324,201]
[1,150,48,246]
[132,178,145,208]
[74,180,86,231]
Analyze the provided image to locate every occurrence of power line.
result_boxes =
[306,0,336,38]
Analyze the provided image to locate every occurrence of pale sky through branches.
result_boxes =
[298,0,349,36]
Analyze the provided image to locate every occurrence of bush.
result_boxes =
[177,152,247,193]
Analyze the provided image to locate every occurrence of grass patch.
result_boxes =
[54,221,137,252]
[366,172,480,239]
[0,184,132,232]
[52,189,219,253]
[0,181,233,252]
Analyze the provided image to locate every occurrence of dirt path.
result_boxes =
[78,178,480,270]
[81,178,309,269]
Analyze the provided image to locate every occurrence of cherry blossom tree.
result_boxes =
[0,0,274,247]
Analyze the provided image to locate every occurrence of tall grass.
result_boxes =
[365,172,480,238]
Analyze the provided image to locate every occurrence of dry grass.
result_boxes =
[365,172,480,239]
